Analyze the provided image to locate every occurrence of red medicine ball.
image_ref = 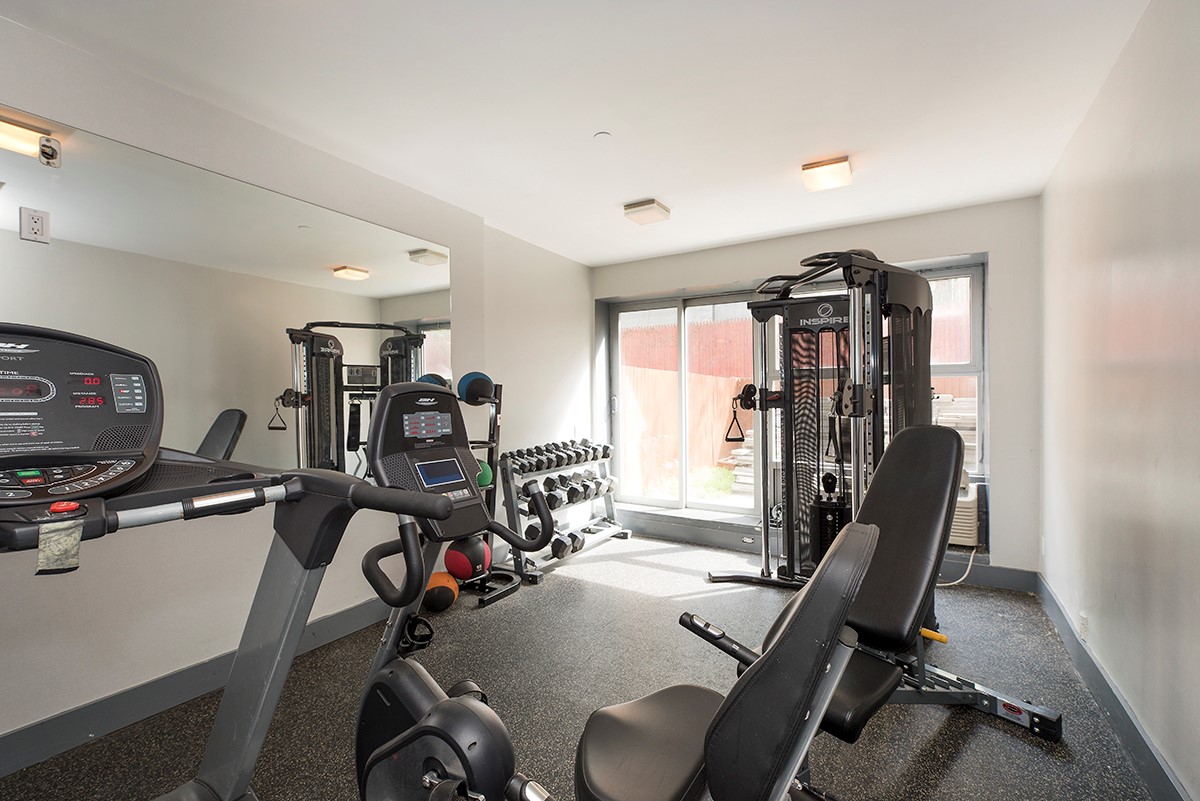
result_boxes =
[443,536,492,581]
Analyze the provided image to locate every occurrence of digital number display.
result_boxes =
[415,458,465,488]
[75,396,106,407]
[0,378,49,399]
[402,410,453,439]
[68,376,106,386]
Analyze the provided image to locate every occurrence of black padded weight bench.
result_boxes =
[812,425,1063,749]
[575,521,880,801]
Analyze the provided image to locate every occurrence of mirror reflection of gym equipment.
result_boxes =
[274,321,425,474]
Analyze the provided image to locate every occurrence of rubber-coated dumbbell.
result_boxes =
[549,443,575,466]
[543,447,565,469]
[521,481,564,509]
[568,531,586,552]
[550,530,573,559]
[555,476,584,504]
[552,444,574,467]
[550,443,572,466]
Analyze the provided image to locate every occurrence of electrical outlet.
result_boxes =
[1078,611,1088,642]
[19,207,50,244]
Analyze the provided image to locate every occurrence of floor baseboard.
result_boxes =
[0,597,390,779]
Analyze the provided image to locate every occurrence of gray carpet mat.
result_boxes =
[0,537,1151,800]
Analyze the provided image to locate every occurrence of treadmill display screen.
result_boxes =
[415,458,465,488]
[0,377,52,400]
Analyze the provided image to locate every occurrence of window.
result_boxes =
[609,261,985,512]
[418,323,452,380]
[916,262,986,473]
[611,296,758,512]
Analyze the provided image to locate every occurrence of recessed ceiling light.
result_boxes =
[332,265,370,281]
[801,156,853,191]
[408,248,448,266]
[623,198,671,225]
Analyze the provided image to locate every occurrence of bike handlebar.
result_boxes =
[348,482,453,520]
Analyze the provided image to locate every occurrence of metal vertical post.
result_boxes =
[291,341,307,469]
[757,316,773,578]
[848,286,867,517]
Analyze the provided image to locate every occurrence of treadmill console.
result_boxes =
[368,383,488,540]
[0,324,163,506]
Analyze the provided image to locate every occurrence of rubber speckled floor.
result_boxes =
[0,537,1151,801]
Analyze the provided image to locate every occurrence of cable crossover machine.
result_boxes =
[273,321,425,474]
[711,250,933,588]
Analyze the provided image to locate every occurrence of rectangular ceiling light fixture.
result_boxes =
[0,119,43,158]
[332,265,370,281]
[801,156,853,191]
[408,248,448,266]
[623,198,671,225]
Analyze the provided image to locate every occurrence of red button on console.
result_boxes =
[49,501,81,513]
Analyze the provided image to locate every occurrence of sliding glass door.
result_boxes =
[612,296,759,513]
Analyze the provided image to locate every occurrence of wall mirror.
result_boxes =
[0,104,450,468]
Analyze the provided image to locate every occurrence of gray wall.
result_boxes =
[1041,0,1198,795]
[591,197,1044,572]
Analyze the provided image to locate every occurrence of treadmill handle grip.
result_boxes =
[362,520,425,608]
[349,483,453,521]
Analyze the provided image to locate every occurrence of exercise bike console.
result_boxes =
[368,383,490,541]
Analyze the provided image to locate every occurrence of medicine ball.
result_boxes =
[422,571,459,613]
[476,459,494,488]
[444,535,491,581]
[457,371,496,406]
[417,373,452,389]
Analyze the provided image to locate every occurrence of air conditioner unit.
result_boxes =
[950,473,979,547]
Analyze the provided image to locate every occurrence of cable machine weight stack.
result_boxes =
[710,250,933,589]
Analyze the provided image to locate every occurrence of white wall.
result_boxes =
[381,289,452,326]
[0,234,382,469]
[592,197,1044,571]
[1041,0,1198,795]
[0,17,489,375]
[483,227,593,448]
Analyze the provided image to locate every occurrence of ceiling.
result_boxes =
[0,1,1149,267]
[0,110,450,298]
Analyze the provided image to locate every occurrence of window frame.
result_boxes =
[414,320,452,379]
[905,258,988,475]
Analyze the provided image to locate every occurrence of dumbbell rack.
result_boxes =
[498,444,631,584]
